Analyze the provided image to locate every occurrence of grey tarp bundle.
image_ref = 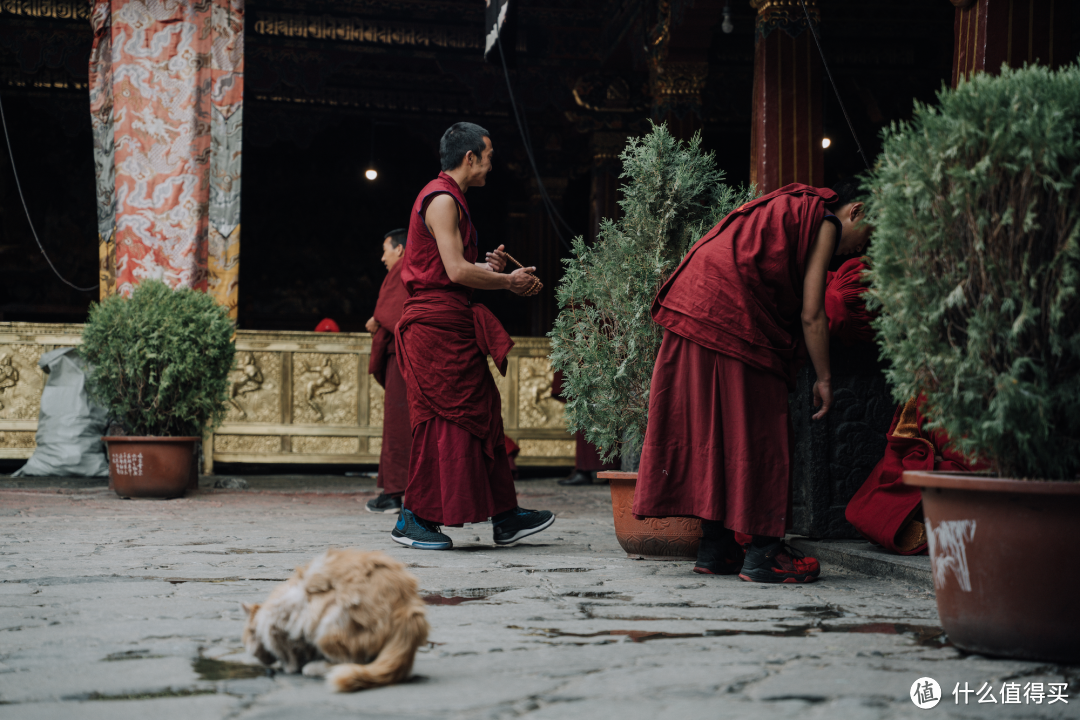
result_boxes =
[13,348,109,478]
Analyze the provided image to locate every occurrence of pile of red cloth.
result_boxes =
[845,397,988,554]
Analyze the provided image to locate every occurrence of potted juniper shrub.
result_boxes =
[549,123,754,559]
[81,280,236,498]
[866,64,1080,663]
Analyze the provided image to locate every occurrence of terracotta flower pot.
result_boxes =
[598,471,702,560]
[103,436,200,499]
[904,470,1080,664]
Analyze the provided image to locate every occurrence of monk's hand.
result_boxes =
[485,244,509,273]
[365,317,379,333]
[812,377,833,420]
[508,266,540,296]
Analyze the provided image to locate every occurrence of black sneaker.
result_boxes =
[693,525,746,576]
[738,539,820,583]
[365,493,403,514]
[557,470,593,486]
[492,507,555,545]
[391,509,453,550]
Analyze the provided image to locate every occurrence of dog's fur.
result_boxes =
[241,548,429,692]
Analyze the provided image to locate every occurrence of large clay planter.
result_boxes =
[904,470,1080,664]
[599,471,702,560]
[103,436,200,499]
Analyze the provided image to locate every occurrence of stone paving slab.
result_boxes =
[0,479,1076,719]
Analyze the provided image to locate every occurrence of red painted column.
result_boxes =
[951,0,1073,87]
[749,0,823,195]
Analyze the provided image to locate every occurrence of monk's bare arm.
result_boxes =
[427,195,538,295]
[802,219,837,420]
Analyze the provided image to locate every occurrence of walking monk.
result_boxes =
[391,122,556,550]
[633,181,871,582]
[365,228,410,514]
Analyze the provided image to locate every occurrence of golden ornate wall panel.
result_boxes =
[0,324,574,469]
[0,324,82,459]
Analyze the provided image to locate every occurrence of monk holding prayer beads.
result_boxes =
[633,180,871,583]
[391,122,555,551]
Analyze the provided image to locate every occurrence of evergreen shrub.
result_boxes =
[865,63,1080,480]
[81,280,236,437]
[549,123,755,461]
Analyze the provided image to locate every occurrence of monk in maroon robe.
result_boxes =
[390,122,556,551]
[634,180,871,583]
[364,228,411,514]
[817,257,988,555]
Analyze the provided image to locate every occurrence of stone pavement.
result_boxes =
[0,476,1075,720]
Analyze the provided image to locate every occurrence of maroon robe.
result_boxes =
[845,397,987,554]
[825,258,874,345]
[395,172,518,526]
[551,370,619,472]
[368,260,410,496]
[634,184,838,537]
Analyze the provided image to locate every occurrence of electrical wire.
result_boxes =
[799,0,872,171]
[0,89,98,293]
[494,33,576,253]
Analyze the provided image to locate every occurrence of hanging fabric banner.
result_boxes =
[87,0,244,318]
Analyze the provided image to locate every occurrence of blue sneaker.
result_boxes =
[492,507,555,545]
[391,509,453,550]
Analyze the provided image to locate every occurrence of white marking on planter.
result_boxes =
[926,519,977,592]
[113,452,144,477]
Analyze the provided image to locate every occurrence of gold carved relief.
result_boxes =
[292,353,358,425]
[215,435,281,453]
[517,439,576,457]
[0,345,45,420]
[225,351,281,423]
[369,437,382,455]
[292,436,359,454]
[0,431,35,448]
[517,357,565,429]
[369,380,385,427]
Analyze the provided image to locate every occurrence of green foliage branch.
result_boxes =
[549,123,755,461]
[81,280,236,437]
[865,63,1080,480]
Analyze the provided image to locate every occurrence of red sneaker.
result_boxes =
[738,540,820,583]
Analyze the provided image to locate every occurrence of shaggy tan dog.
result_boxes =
[242,548,429,691]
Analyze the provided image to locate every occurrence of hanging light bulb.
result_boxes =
[365,168,378,181]
[821,137,832,149]
[722,1,733,33]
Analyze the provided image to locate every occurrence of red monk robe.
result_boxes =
[634,184,838,537]
[825,258,874,345]
[395,172,518,526]
[846,397,988,554]
[368,259,411,496]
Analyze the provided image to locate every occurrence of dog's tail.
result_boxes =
[326,606,429,692]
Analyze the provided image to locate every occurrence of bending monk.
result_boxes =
[365,228,411,514]
[391,121,556,551]
[634,180,871,583]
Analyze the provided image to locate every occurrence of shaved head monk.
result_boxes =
[391,122,556,550]
[365,228,410,514]
[633,181,871,583]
